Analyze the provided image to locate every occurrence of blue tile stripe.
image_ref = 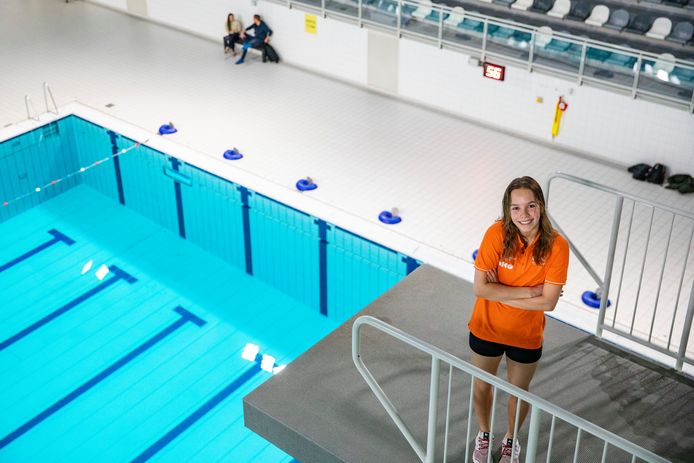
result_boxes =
[0,306,205,450]
[130,358,263,462]
[315,219,330,317]
[107,130,126,205]
[0,265,136,351]
[0,229,75,273]
[170,158,186,239]
[238,186,253,275]
[402,256,420,275]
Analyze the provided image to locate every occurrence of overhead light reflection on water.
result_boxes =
[81,260,93,275]
[95,264,110,281]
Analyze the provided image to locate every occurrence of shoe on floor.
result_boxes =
[235,58,244,65]
[646,163,666,185]
[472,431,493,463]
[499,437,521,463]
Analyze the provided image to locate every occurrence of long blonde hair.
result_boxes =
[500,176,555,264]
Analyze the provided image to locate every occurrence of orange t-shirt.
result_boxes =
[468,221,569,349]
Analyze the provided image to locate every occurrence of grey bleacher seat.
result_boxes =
[566,1,591,21]
[604,9,629,32]
[494,0,516,5]
[667,21,694,44]
[511,0,533,10]
[663,0,690,7]
[585,5,610,27]
[547,0,571,18]
[625,13,654,35]
[646,17,673,39]
[530,0,554,13]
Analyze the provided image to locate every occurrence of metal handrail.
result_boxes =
[43,82,59,115]
[545,172,694,371]
[264,0,694,113]
[352,315,670,463]
[24,95,39,121]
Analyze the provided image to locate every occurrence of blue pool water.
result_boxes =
[0,116,416,462]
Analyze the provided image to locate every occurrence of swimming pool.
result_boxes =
[0,115,418,462]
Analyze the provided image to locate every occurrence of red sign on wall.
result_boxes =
[483,62,505,81]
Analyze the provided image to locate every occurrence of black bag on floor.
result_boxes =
[263,43,280,63]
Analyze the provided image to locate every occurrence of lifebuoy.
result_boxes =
[223,148,243,160]
[296,178,317,191]
[158,123,177,135]
[581,290,611,309]
[379,210,401,225]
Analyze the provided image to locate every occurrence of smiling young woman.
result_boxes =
[467,176,569,463]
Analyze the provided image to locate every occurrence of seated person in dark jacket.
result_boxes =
[236,14,273,65]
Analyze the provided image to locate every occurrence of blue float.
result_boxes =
[296,178,317,191]
[581,290,611,309]
[158,123,177,135]
[379,210,401,225]
[472,249,478,261]
[223,148,243,161]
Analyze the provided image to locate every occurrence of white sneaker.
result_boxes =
[473,431,493,463]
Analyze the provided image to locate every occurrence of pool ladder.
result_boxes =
[24,82,59,121]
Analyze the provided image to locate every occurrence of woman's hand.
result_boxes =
[485,268,498,284]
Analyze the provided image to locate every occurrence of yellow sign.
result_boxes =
[305,14,317,34]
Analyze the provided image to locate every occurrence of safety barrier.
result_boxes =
[352,315,670,463]
[546,172,694,371]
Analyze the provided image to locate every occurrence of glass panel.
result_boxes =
[361,0,398,27]
[401,0,439,39]
[580,45,637,87]
[441,12,484,49]
[294,0,322,9]
[484,22,532,62]
[532,31,583,74]
[638,57,694,104]
[325,0,359,17]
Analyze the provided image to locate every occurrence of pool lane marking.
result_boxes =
[0,229,75,273]
[315,219,330,317]
[0,265,137,351]
[107,130,126,205]
[130,355,265,462]
[169,158,187,239]
[238,186,253,275]
[0,306,206,450]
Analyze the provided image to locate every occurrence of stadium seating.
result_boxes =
[667,21,694,44]
[547,0,571,19]
[604,9,629,32]
[646,17,673,39]
[585,5,610,27]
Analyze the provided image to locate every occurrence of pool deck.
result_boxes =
[244,264,694,463]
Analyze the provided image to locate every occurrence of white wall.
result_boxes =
[86,0,694,173]
[89,0,127,10]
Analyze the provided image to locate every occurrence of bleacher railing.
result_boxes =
[546,172,694,372]
[269,0,694,113]
[352,315,670,463]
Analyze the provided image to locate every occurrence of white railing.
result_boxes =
[352,315,670,463]
[546,172,694,371]
[266,0,694,113]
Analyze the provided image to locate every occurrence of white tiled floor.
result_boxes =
[1,0,693,365]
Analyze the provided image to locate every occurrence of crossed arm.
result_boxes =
[473,267,563,312]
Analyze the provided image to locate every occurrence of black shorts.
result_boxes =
[469,332,542,364]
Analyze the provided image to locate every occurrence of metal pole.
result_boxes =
[425,357,441,463]
[480,19,488,62]
[438,6,443,48]
[596,196,623,337]
[358,0,363,27]
[577,41,587,86]
[676,280,694,371]
[631,54,642,99]
[525,406,540,463]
